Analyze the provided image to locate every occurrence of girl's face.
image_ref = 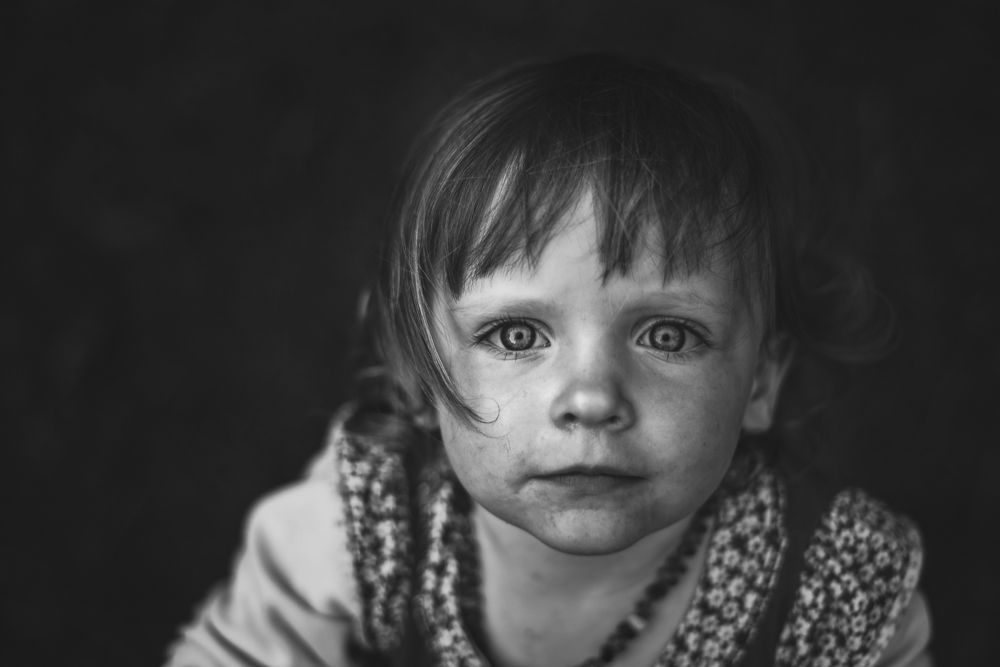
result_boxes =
[433,195,785,555]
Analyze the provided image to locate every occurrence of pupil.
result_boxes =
[501,324,534,351]
[650,324,684,352]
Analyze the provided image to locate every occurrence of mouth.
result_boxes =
[536,465,644,492]
[541,464,642,478]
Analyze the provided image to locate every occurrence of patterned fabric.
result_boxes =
[335,427,922,667]
[655,467,785,667]
[414,457,485,666]
[774,490,923,667]
[338,432,413,652]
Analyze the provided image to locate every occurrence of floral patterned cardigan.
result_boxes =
[165,415,932,667]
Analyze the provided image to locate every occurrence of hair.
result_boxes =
[346,53,893,458]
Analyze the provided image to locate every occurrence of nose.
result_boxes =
[548,357,636,431]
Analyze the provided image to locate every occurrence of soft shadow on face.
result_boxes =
[432,195,781,555]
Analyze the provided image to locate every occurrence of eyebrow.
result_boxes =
[646,289,734,315]
[449,289,738,321]
[449,297,554,321]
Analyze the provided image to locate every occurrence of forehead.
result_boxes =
[452,178,764,299]
[452,197,751,324]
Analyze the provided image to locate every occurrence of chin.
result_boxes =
[528,513,650,556]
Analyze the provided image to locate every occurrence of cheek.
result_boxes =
[642,360,752,476]
[437,350,554,500]
[446,353,549,439]
[437,411,525,497]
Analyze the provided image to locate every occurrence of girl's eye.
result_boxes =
[637,320,704,354]
[499,323,536,351]
[475,319,550,357]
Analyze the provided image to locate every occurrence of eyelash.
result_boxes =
[473,316,712,361]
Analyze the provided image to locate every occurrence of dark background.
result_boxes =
[3,0,998,664]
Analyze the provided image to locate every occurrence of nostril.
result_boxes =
[608,416,620,426]
[564,414,578,424]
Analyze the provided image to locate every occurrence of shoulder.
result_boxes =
[779,487,924,667]
[241,410,360,611]
[165,415,363,666]
[243,463,361,619]
[806,488,923,606]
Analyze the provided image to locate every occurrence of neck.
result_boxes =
[472,503,693,600]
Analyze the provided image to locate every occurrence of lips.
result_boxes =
[539,464,643,479]
[535,465,644,493]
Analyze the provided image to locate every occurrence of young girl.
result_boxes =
[165,54,931,667]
